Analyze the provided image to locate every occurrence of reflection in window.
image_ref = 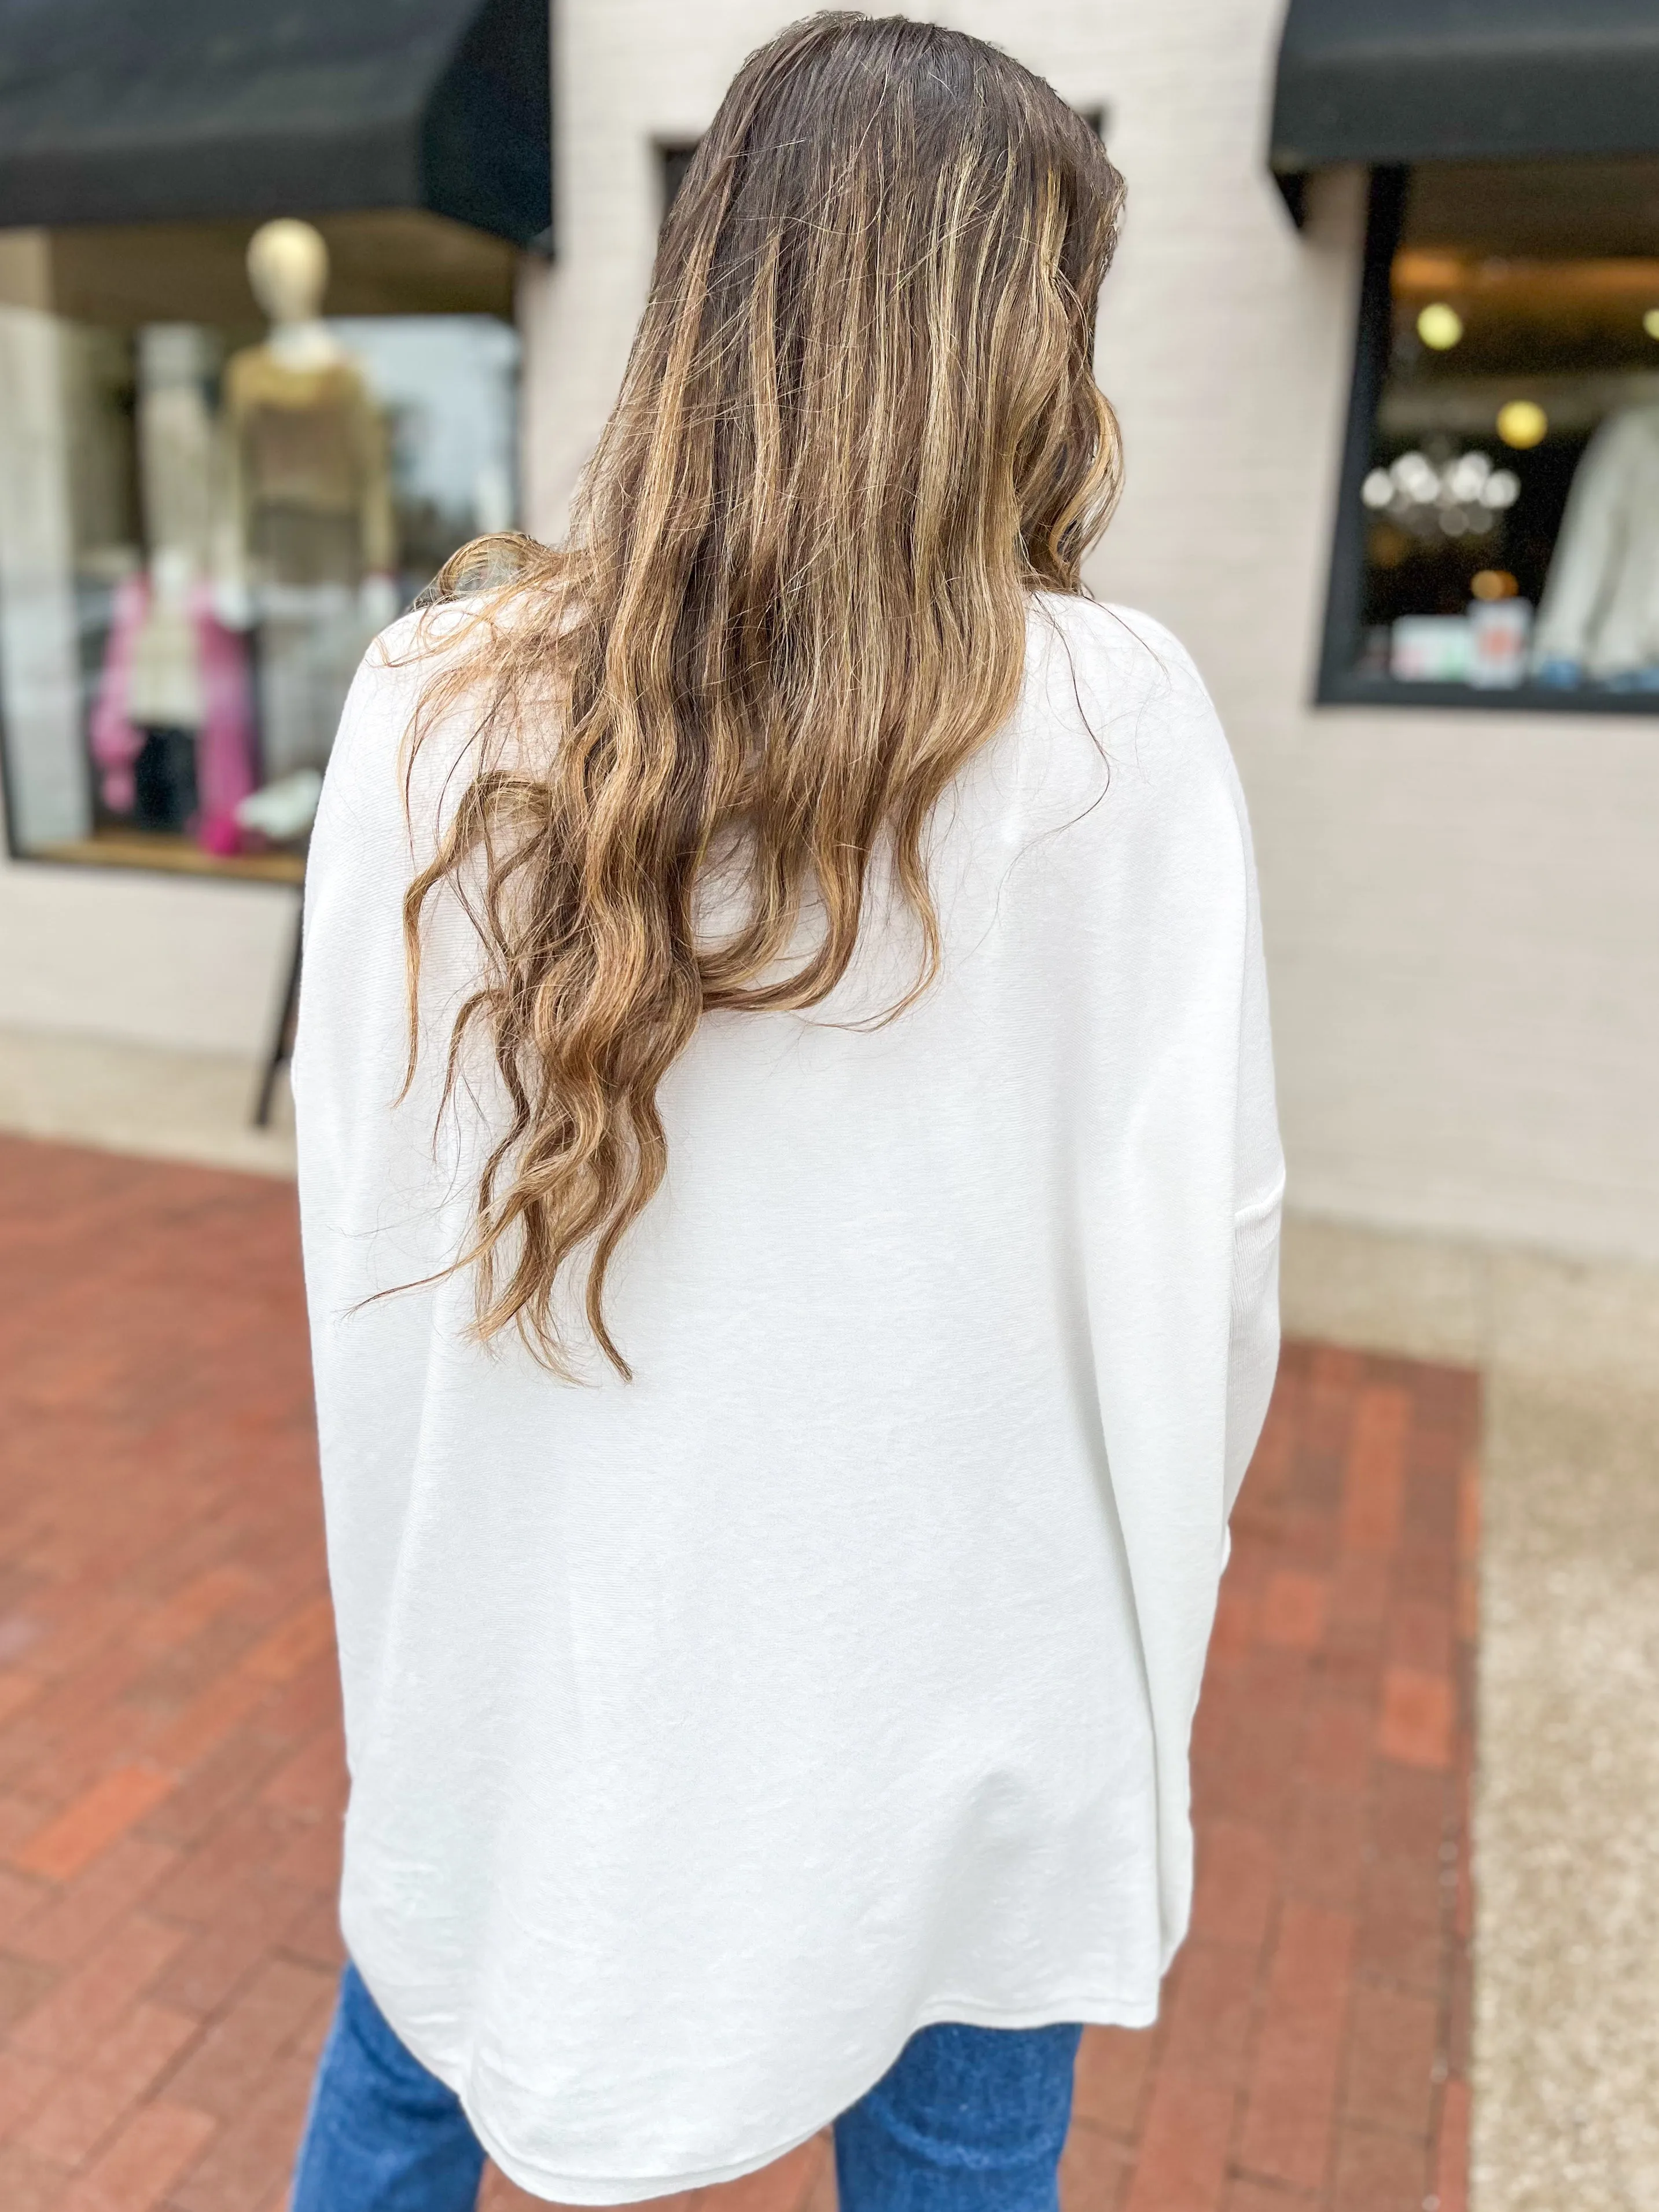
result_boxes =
[0,213,519,876]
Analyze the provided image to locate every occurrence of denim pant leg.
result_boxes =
[834,2022,1083,2212]
[292,1962,487,2212]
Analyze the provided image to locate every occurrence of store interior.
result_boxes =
[0,209,521,877]
[1352,158,1659,699]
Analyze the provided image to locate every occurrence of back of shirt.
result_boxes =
[293,590,1283,2204]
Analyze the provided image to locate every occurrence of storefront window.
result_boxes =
[0,211,520,876]
[1320,161,1659,711]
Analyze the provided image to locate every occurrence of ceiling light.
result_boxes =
[1417,303,1464,350]
[1447,453,1491,503]
[1496,401,1547,449]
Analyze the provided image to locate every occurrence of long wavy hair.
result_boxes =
[400,10,1125,1376]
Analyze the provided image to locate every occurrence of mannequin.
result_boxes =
[248,219,340,376]
[218,219,399,777]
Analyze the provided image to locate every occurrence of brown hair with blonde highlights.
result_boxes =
[401,10,1125,1376]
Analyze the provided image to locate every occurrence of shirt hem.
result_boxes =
[433,1987,1163,2206]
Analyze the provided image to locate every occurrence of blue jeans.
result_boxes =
[293,1963,1081,2211]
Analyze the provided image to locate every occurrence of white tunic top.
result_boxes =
[293,593,1283,2204]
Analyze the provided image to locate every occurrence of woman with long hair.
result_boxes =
[290,13,1282,2209]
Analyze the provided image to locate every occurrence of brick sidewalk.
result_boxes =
[0,1137,1474,2212]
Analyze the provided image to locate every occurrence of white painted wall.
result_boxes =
[5,0,1658,1265]
[0,859,298,1055]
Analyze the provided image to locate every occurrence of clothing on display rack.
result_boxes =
[0,215,523,871]
[1532,402,1659,682]
[124,557,203,833]
[81,323,259,850]
[90,565,258,850]
[131,729,198,833]
[137,325,219,574]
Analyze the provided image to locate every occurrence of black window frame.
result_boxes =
[657,141,700,221]
[1316,164,1659,716]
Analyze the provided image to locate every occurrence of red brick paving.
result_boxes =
[0,1136,1476,2211]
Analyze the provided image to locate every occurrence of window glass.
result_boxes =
[0,212,519,877]
[1336,161,1659,705]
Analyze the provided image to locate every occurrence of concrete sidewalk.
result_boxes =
[1283,1222,1659,2212]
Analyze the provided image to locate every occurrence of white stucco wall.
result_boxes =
[5,0,1657,1263]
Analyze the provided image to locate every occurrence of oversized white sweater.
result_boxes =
[293,593,1283,2203]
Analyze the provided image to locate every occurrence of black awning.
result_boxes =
[0,0,550,248]
[1271,1,1659,204]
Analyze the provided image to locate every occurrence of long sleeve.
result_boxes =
[1224,805,1284,1520]
[1032,605,1282,1963]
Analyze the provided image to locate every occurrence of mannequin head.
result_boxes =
[246,219,329,327]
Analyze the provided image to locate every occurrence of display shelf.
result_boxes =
[27,832,305,883]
